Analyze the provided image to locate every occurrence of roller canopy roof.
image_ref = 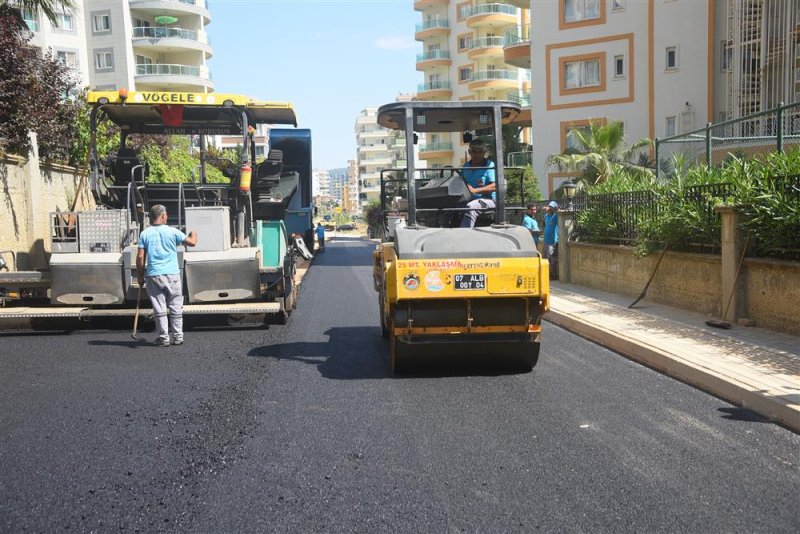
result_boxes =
[377,100,521,132]
[87,91,297,135]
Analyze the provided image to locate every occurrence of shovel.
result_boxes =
[131,286,142,340]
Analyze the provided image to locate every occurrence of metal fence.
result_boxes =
[655,101,800,178]
[570,182,735,253]
[568,177,799,260]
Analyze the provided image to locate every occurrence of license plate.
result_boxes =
[453,273,486,290]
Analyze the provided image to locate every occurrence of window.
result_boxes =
[459,66,473,82]
[134,18,151,28]
[565,125,591,152]
[665,116,677,137]
[135,54,152,66]
[721,41,732,71]
[54,12,74,31]
[95,51,113,70]
[614,55,625,77]
[56,50,78,68]
[458,34,473,51]
[93,13,110,32]
[457,2,471,21]
[564,0,601,23]
[564,59,601,89]
[666,46,678,70]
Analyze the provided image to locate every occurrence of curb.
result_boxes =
[545,310,800,434]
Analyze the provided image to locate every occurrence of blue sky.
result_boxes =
[209,0,420,170]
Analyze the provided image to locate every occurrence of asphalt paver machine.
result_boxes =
[0,91,306,324]
[372,101,549,373]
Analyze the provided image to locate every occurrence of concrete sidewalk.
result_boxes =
[546,282,800,433]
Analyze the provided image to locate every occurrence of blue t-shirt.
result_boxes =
[315,225,325,238]
[543,212,558,245]
[462,160,496,200]
[138,224,187,276]
[522,214,540,245]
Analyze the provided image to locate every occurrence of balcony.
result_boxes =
[414,0,448,11]
[504,0,530,7]
[417,80,452,100]
[468,69,518,91]
[466,3,518,29]
[134,63,213,91]
[132,27,212,56]
[418,142,453,160]
[467,36,506,59]
[503,25,530,68]
[505,92,531,125]
[129,0,211,24]
[415,18,450,40]
[416,49,451,70]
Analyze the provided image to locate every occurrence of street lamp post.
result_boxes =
[563,180,577,211]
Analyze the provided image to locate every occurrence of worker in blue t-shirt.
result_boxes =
[459,139,496,228]
[315,221,326,253]
[522,204,540,247]
[543,200,559,278]
[136,204,197,347]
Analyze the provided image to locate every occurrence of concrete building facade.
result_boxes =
[19,0,213,93]
[524,0,799,196]
[355,103,420,207]
[413,0,532,170]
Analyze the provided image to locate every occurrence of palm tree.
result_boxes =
[546,121,653,186]
[1,0,76,25]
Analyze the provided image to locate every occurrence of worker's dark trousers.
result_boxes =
[146,274,183,343]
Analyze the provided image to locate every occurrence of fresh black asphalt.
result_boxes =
[1,237,799,532]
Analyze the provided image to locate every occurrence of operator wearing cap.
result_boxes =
[459,138,496,228]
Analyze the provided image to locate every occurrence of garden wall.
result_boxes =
[0,149,93,271]
[566,242,800,336]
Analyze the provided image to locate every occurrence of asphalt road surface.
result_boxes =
[2,237,799,532]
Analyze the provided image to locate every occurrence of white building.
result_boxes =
[355,97,423,208]
[413,0,532,169]
[20,0,213,93]
[519,0,800,196]
[312,168,330,198]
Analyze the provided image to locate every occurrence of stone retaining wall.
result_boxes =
[565,241,800,335]
[0,151,93,271]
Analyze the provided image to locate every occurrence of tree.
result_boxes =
[0,4,79,161]
[546,121,653,186]
[1,0,76,26]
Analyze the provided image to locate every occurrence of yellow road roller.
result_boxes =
[372,101,549,373]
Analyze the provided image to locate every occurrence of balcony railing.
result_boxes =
[417,80,452,92]
[416,49,451,62]
[469,36,506,49]
[469,3,518,17]
[473,70,516,81]
[419,142,453,153]
[136,63,201,77]
[504,24,530,45]
[133,26,199,41]
[415,19,450,32]
[505,92,531,106]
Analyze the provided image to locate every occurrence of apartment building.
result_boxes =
[355,103,420,207]
[413,0,532,169]
[529,0,799,196]
[19,0,213,93]
[345,159,359,214]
